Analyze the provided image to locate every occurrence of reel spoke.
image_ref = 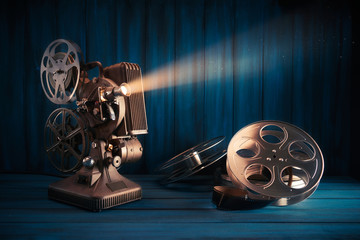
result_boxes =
[60,143,65,172]
[64,142,81,161]
[47,122,61,138]
[286,158,318,178]
[233,137,264,161]
[53,81,60,98]
[46,141,61,153]
[64,61,77,72]
[279,127,306,150]
[46,67,55,78]
[59,81,67,98]
[232,152,263,169]
[65,126,82,140]
[61,109,67,133]
[261,166,293,194]
[63,47,77,69]
[48,56,57,68]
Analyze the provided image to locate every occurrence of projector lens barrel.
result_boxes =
[113,83,131,97]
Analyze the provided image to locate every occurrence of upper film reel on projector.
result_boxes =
[40,39,82,105]
[226,120,324,206]
[158,136,227,184]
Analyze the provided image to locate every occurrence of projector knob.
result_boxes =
[112,156,121,168]
[83,156,95,168]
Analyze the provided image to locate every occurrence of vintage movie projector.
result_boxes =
[40,39,148,211]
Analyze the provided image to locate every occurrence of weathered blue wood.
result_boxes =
[1,197,360,211]
[2,174,360,195]
[85,0,147,66]
[0,174,360,239]
[1,207,360,223]
[203,0,234,142]
[2,174,360,193]
[3,187,360,201]
[0,1,354,178]
[2,0,60,174]
[2,185,360,201]
[1,222,359,240]
[233,0,265,132]
[174,0,205,153]
[143,0,176,172]
[0,174,352,183]
[315,6,352,176]
[262,2,293,122]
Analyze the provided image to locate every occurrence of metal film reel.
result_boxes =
[40,39,81,104]
[226,121,324,206]
[44,108,89,173]
[159,136,227,184]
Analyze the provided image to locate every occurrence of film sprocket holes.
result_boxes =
[41,39,148,211]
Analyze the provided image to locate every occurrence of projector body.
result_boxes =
[48,158,142,211]
[41,39,147,211]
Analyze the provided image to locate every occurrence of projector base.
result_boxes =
[48,166,141,212]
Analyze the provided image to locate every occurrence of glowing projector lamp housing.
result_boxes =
[226,120,324,206]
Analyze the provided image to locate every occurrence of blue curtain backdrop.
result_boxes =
[0,0,355,176]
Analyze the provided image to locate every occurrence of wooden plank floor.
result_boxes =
[0,174,360,239]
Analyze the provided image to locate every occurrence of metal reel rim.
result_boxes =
[159,136,225,171]
[162,149,227,184]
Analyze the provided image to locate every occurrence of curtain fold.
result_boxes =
[0,0,353,176]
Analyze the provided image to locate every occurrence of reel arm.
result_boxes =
[82,61,104,78]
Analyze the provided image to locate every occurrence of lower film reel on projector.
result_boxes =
[221,120,324,207]
[44,108,90,173]
[158,136,227,184]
